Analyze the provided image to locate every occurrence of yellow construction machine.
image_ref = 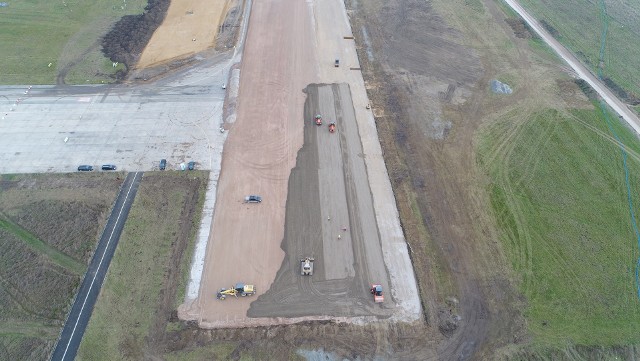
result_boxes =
[216,283,256,300]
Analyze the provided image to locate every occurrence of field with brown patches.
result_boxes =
[0,173,122,361]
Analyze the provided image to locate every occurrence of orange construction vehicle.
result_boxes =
[370,284,384,303]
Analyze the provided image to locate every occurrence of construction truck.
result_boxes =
[216,283,256,300]
[315,114,322,125]
[370,284,384,303]
[300,257,314,276]
[329,122,336,133]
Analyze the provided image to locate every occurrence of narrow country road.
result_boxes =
[50,172,143,361]
[504,0,640,134]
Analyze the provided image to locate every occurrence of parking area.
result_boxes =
[0,56,230,174]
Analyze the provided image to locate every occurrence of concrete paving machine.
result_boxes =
[370,284,384,303]
[216,283,256,300]
[300,257,314,275]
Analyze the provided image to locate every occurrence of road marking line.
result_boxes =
[59,172,140,361]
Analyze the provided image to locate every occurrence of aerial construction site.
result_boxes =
[178,0,421,328]
[4,0,640,359]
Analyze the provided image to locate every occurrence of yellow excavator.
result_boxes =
[216,283,256,300]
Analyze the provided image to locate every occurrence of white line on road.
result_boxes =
[503,0,640,135]
[59,172,140,361]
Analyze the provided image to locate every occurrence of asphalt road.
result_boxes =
[504,0,640,134]
[50,172,142,361]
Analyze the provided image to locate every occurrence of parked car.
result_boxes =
[159,159,167,170]
[187,161,196,170]
[77,165,93,172]
[244,195,262,203]
[101,164,117,171]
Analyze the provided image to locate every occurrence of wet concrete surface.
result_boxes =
[248,83,393,319]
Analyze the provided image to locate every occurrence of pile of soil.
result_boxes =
[101,0,170,76]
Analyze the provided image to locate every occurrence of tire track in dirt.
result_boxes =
[345,0,531,358]
[247,84,393,320]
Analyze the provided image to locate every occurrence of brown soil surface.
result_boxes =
[246,83,393,320]
[178,0,318,327]
[346,0,532,358]
[136,0,234,68]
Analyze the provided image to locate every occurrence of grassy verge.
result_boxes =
[516,0,640,101]
[0,0,144,84]
[0,215,84,275]
[478,105,640,347]
[77,171,208,360]
[0,173,122,360]
[164,343,237,361]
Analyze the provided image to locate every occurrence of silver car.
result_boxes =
[244,195,262,203]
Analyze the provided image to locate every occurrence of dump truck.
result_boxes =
[300,257,314,276]
[370,284,384,303]
[216,283,256,300]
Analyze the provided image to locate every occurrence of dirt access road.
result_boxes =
[179,0,319,327]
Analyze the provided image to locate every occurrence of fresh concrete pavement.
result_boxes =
[0,53,230,174]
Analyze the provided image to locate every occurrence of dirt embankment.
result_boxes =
[101,0,238,78]
[101,0,171,75]
[345,0,527,359]
[135,0,235,68]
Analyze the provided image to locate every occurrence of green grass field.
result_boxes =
[77,172,208,360]
[0,0,145,85]
[478,104,640,347]
[0,173,121,360]
[517,0,640,101]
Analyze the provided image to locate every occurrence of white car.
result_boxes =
[244,195,262,203]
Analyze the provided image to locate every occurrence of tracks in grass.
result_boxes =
[0,321,60,338]
[0,214,85,276]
